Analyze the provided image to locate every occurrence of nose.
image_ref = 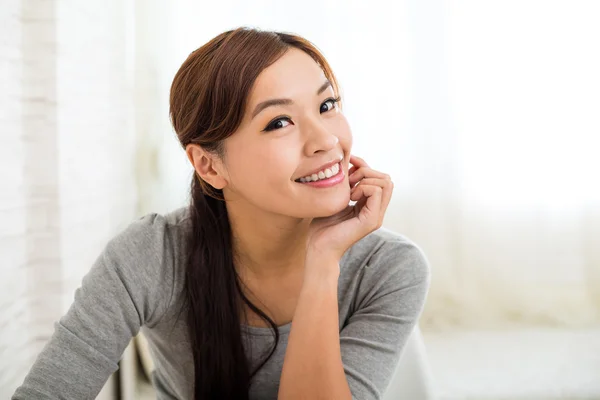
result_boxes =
[303,118,339,156]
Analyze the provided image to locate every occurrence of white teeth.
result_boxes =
[299,162,341,183]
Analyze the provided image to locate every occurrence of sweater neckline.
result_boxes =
[240,321,292,336]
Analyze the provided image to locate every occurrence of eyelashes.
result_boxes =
[263,115,292,132]
[320,96,341,114]
[262,96,341,132]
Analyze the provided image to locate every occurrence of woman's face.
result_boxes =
[220,48,353,218]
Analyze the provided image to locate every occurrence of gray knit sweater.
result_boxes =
[12,206,430,399]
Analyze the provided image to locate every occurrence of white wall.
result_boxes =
[133,0,191,216]
[0,0,137,397]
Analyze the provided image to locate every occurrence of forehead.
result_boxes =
[247,48,329,105]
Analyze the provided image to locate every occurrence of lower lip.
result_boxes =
[296,163,345,188]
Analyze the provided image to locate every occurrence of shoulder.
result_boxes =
[100,206,191,325]
[343,227,431,288]
[105,206,191,259]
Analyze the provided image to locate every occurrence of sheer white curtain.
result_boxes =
[414,0,600,328]
[145,0,600,329]
[0,0,136,396]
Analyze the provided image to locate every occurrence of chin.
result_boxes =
[310,191,351,218]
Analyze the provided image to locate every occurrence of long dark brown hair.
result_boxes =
[169,27,340,399]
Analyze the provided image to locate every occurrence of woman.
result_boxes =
[13,27,430,400]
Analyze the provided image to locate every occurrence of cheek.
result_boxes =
[228,141,297,189]
[330,114,353,150]
[223,142,261,189]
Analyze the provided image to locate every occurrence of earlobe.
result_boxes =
[185,144,228,190]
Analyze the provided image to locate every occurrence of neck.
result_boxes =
[225,199,312,281]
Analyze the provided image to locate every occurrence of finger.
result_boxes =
[351,178,393,225]
[348,164,359,175]
[379,179,394,225]
[349,155,369,169]
[350,177,388,191]
[350,178,391,203]
[350,167,390,182]
[381,177,393,209]
[348,156,366,187]
[349,167,391,188]
[351,184,383,230]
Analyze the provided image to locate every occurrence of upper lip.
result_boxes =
[295,156,343,181]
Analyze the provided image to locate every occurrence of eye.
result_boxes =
[320,96,341,113]
[263,117,292,132]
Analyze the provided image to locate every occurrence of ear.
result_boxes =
[185,144,228,190]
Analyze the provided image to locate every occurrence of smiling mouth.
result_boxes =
[294,162,341,183]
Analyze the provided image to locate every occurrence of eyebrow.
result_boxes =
[251,80,333,119]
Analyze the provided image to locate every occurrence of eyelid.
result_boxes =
[262,115,292,132]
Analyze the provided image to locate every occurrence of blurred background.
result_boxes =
[1,0,599,399]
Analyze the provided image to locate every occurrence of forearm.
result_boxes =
[278,260,352,400]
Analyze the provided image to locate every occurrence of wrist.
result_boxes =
[303,253,340,286]
[305,247,342,265]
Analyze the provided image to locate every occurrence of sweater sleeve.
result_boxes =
[12,213,174,400]
[340,239,431,400]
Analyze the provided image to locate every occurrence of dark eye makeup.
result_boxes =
[262,96,341,132]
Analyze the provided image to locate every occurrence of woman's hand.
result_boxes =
[306,155,394,271]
